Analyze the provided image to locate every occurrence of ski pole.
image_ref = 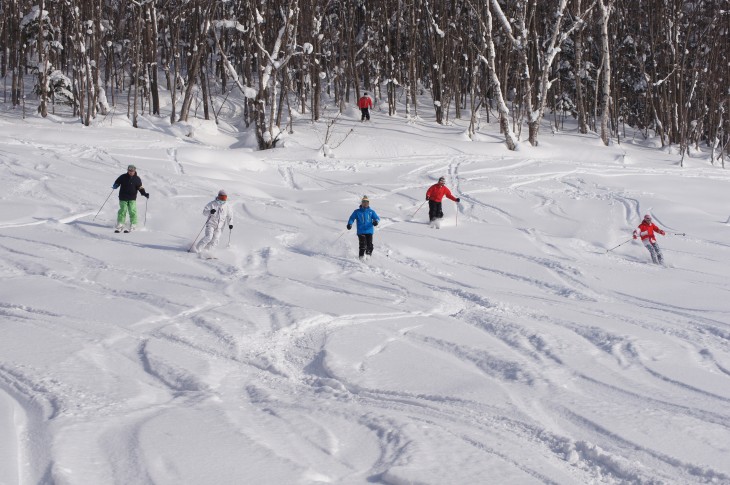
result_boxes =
[455,200,458,227]
[144,198,148,227]
[411,200,427,218]
[188,215,212,252]
[227,226,232,248]
[93,188,115,222]
[671,232,686,236]
[334,229,347,242]
[606,238,633,253]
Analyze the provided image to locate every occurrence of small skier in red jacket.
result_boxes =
[633,213,666,264]
[358,92,373,121]
[425,176,460,228]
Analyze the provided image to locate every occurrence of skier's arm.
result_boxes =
[112,175,122,189]
[372,210,380,226]
[347,211,358,226]
[444,187,457,202]
[203,202,214,216]
[654,224,665,235]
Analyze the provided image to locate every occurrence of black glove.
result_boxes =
[229,225,233,229]
[143,192,150,199]
[210,209,216,214]
[372,220,378,226]
[455,198,460,203]
[347,224,352,230]
[426,196,429,201]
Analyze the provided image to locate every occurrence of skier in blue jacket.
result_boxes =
[347,195,380,259]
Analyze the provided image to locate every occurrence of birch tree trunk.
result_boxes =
[37,0,48,117]
[490,0,533,144]
[250,0,300,150]
[473,0,517,150]
[147,3,160,116]
[528,0,570,145]
[574,9,587,133]
[179,2,215,122]
[598,0,613,146]
[132,5,142,127]
[164,3,182,125]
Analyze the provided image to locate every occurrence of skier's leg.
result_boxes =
[205,227,223,250]
[116,200,128,229]
[653,242,663,263]
[357,234,366,258]
[195,225,215,252]
[365,234,374,255]
[365,108,370,120]
[436,202,444,219]
[428,201,437,221]
[646,243,658,264]
[128,200,138,228]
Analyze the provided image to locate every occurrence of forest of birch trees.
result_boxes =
[1,0,728,161]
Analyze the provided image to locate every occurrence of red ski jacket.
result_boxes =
[426,184,457,203]
[633,221,665,244]
[358,96,373,109]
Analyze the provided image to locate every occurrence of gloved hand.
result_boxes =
[143,192,150,199]
[112,184,119,189]
[372,220,378,226]
[210,209,216,214]
[426,196,429,201]
[455,198,460,203]
[659,230,665,235]
[229,225,233,229]
[347,224,352,230]
[633,235,637,240]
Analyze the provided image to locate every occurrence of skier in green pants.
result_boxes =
[112,164,149,233]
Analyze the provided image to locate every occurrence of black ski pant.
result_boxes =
[360,108,370,121]
[428,200,444,221]
[357,234,374,258]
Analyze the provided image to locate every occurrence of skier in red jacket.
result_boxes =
[633,213,666,264]
[425,176,460,227]
[358,92,373,121]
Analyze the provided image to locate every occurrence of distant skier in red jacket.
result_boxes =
[425,176,460,227]
[358,92,373,121]
[633,213,665,264]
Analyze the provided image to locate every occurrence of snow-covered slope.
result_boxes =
[1,102,729,485]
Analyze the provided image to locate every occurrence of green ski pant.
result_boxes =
[117,200,138,226]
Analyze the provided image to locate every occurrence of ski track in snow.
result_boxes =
[1,104,730,485]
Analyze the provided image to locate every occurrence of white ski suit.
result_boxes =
[195,199,233,252]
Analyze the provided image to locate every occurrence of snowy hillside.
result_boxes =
[1,101,729,485]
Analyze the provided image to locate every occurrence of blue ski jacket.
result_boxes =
[348,206,380,235]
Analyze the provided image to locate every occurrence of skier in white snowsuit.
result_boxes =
[194,190,233,253]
